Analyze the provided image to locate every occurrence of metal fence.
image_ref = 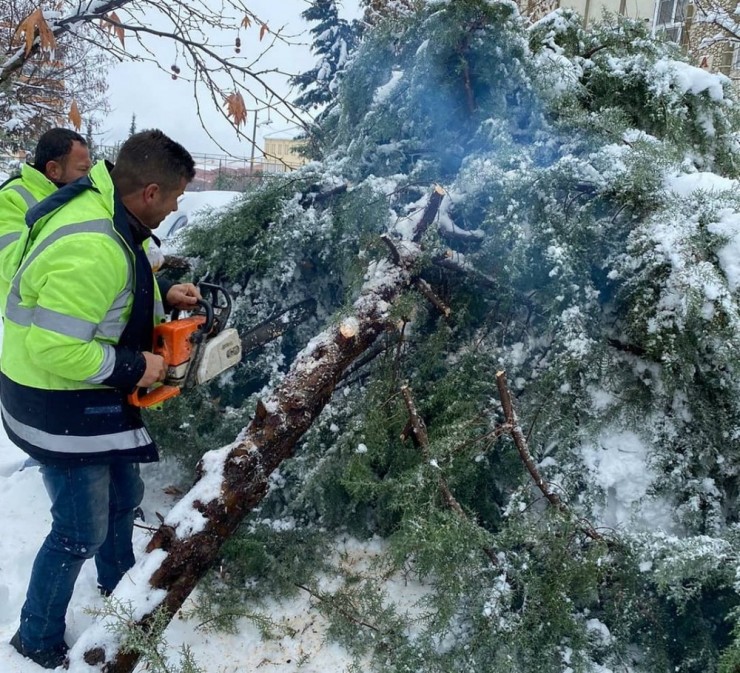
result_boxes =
[0,144,295,191]
[94,145,294,192]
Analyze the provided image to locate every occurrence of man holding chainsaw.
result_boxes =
[0,128,92,307]
[1,129,200,669]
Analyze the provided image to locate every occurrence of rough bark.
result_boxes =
[72,188,445,673]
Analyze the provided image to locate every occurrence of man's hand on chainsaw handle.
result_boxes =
[137,352,167,388]
[166,283,201,310]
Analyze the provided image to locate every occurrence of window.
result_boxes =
[657,24,681,43]
[733,44,740,71]
[166,214,189,238]
[654,0,689,43]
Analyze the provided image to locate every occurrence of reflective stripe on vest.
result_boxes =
[154,295,164,322]
[8,184,37,209]
[0,231,21,251]
[85,343,116,384]
[1,401,153,454]
[96,287,133,340]
[5,219,134,342]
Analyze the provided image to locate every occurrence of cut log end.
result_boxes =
[339,317,359,339]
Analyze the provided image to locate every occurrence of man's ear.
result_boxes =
[143,183,160,204]
[45,160,62,181]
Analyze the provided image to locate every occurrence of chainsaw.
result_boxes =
[129,283,242,408]
[128,284,317,409]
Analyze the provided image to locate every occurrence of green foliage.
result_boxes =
[720,607,740,673]
[332,0,537,181]
[291,0,361,113]
[154,0,740,670]
[89,599,205,673]
[145,389,251,475]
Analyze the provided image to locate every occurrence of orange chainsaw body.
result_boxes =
[155,315,205,368]
[128,315,207,408]
[128,284,241,409]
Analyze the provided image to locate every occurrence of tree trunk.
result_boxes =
[72,188,445,673]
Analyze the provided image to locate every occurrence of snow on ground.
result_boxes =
[0,432,363,673]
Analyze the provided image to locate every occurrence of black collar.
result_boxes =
[124,207,153,246]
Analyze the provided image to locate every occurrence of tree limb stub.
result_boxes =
[400,384,498,566]
[495,371,603,542]
[434,249,498,289]
[73,188,446,673]
[417,184,446,237]
[414,278,451,318]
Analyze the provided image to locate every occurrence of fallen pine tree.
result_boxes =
[72,189,447,673]
[68,1,740,671]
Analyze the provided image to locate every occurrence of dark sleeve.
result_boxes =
[101,347,147,393]
[158,277,175,313]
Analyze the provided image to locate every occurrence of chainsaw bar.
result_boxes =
[240,298,317,356]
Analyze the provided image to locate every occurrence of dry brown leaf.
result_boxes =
[110,12,125,47]
[14,8,57,56]
[100,12,125,47]
[224,91,248,128]
[68,100,82,131]
[162,485,184,496]
[241,15,252,28]
[259,23,269,41]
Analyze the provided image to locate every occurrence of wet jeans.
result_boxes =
[18,462,144,651]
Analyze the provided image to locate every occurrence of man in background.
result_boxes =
[0,128,91,304]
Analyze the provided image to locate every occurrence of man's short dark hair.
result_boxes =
[33,128,87,172]
[112,129,195,196]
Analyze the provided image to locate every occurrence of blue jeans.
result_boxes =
[19,462,144,651]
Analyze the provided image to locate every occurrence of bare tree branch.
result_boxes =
[400,384,498,566]
[495,370,603,542]
[1,0,309,152]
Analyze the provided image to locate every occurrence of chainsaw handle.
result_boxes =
[128,384,181,408]
[171,299,214,337]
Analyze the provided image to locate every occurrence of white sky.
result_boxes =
[99,1,362,157]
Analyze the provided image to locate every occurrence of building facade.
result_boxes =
[518,0,654,23]
[653,0,740,82]
[518,0,740,84]
[262,138,309,173]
